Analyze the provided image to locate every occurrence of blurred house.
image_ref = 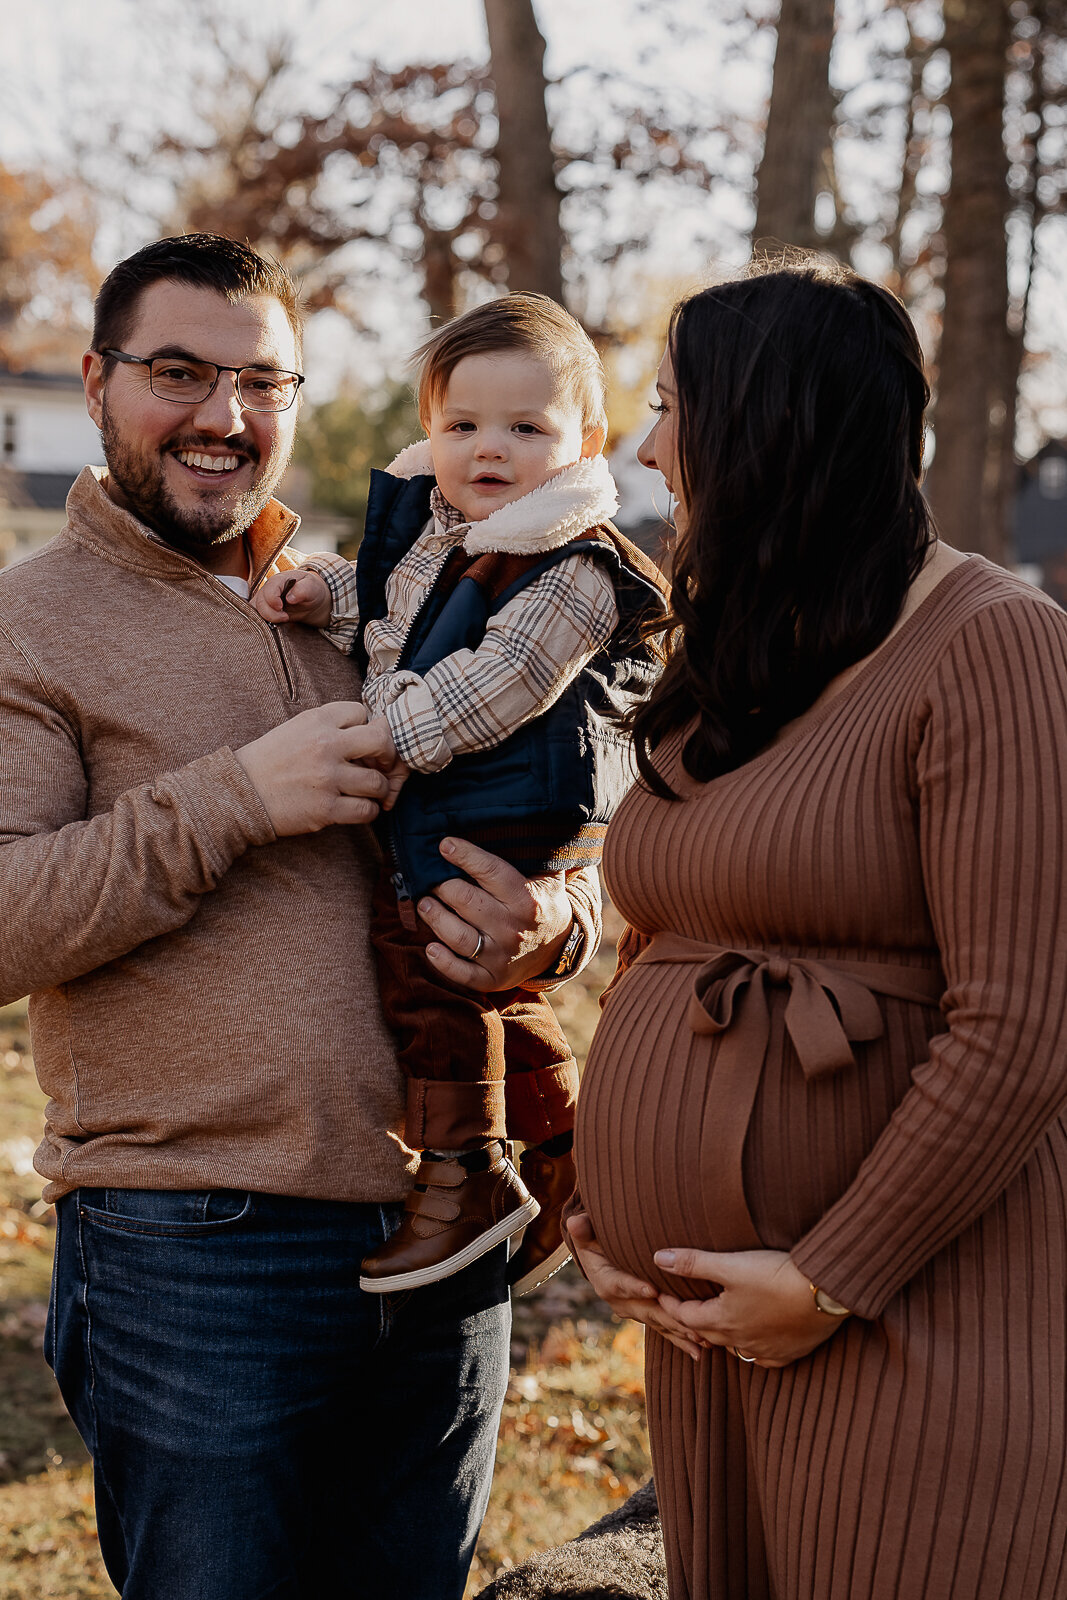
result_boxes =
[1014,440,1067,604]
[0,367,103,565]
[0,365,351,566]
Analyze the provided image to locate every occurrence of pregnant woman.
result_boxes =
[567,259,1067,1598]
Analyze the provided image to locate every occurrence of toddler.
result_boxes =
[256,293,665,1294]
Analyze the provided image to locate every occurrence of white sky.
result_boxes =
[3,0,769,160]
[2,0,766,80]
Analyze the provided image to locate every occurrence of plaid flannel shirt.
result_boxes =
[306,513,619,774]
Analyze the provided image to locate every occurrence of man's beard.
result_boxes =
[99,398,287,557]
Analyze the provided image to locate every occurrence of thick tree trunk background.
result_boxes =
[483,0,565,301]
[924,0,1014,563]
[753,0,838,250]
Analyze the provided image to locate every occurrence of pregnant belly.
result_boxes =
[574,961,748,1296]
[574,959,917,1298]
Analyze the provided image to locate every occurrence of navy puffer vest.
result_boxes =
[358,469,667,902]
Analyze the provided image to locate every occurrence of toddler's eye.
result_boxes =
[449,420,476,432]
[513,423,543,435]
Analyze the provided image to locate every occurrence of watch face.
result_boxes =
[814,1287,851,1317]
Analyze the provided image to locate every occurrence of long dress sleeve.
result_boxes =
[792,598,1067,1317]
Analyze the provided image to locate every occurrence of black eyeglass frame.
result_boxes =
[99,348,305,413]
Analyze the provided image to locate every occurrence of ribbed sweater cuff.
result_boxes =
[159,746,277,876]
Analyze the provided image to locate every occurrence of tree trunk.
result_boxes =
[420,228,460,327]
[753,0,838,250]
[923,0,1013,563]
[482,0,565,301]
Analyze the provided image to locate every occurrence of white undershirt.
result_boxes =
[215,573,251,600]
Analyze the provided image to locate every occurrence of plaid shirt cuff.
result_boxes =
[379,673,454,772]
[302,554,360,657]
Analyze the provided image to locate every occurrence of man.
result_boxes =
[0,234,598,1599]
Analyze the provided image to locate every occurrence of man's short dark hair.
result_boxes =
[92,234,304,368]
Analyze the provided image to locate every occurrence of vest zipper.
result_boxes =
[383,822,418,925]
[370,535,466,914]
[377,545,457,915]
[392,543,458,673]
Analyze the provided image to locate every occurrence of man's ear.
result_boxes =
[83,350,106,428]
[580,424,606,459]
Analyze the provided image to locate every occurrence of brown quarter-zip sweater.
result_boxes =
[0,467,601,1203]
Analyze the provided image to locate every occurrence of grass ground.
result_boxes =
[0,915,648,1598]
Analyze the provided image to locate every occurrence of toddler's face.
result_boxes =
[427,351,603,523]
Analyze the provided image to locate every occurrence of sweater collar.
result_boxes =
[64,466,301,592]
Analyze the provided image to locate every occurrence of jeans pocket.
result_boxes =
[77,1187,255,1236]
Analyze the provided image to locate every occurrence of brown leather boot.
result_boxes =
[359,1141,539,1293]
[507,1142,576,1298]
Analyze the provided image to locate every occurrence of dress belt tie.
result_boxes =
[630,934,945,1251]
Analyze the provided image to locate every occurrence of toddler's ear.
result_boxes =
[580,424,607,459]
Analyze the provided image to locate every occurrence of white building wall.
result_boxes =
[0,384,103,473]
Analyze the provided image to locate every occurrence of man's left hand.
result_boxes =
[417,836,572,992]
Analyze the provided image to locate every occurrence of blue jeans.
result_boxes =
[47,1188,511,1600]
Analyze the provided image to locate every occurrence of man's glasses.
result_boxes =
[100,349,305,414]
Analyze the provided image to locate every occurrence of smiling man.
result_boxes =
[0,235,599,1600]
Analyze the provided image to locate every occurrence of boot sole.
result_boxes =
[510,1240,573,1299]
[359,1196,540,1293]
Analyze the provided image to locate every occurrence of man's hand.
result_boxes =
[236,703,391,835]
[254,570,332,628]
[416,836,572,991]
[655,1247,849,1368]
[566,1213,705,1362]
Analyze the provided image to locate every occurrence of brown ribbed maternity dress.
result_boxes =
[575,556,1067,1599]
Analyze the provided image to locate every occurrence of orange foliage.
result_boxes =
[0,165,97,369]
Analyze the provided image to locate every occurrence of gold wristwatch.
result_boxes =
[548,917,585,980]
[810,1282,851,1317]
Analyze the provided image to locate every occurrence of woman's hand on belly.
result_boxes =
[566,1213,706,1362]
[655,1248,849,1367]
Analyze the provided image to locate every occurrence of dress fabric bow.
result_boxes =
[631,935,945,1250]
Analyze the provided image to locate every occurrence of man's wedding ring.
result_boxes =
[729,1347,757,1363]
[472,931,485,961]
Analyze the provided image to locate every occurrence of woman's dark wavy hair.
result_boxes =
[630,255,935,798]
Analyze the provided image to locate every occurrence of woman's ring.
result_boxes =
[729,1347,757,1363]
[471,931,485,961]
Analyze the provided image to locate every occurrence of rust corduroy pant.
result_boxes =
[370,871,579,1152]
